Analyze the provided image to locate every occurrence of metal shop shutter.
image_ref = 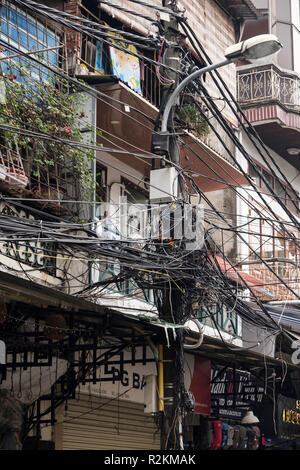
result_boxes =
[59,394,161,450]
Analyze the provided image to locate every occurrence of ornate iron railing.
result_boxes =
[237,65,300,111]
[193,303,240,336]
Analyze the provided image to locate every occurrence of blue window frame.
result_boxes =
[0,1,61,81]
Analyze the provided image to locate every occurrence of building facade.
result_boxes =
[0,0,299,451]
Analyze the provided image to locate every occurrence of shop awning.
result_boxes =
[247,302,300,332]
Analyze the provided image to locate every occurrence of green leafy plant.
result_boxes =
[0,63,97,202]
[177,104,210,137]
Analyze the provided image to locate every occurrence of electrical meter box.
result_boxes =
[149,167,179,203]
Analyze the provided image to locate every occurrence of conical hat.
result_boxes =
[241,411,260,424]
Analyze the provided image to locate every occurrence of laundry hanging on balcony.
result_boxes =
[108,31,141,95]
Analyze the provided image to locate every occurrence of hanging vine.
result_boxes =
[0,62,96,202]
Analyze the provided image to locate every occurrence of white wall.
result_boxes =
[241,130,300,207]
[252,0,268,8]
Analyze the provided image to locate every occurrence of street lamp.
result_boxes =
[151,34,282,157]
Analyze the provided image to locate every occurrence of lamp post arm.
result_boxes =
[160,58,233,133]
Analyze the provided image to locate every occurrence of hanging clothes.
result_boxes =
[227,425,235,448]
[233,424,248,450]
[209,420,222,450]
[221,422,229,448]
[246,425,261,450]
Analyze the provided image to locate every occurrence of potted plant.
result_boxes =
[177,103,210,138]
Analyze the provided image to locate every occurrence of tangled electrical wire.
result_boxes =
[0,0,297,336]
[0,0,299,451]
[0,202,288,336]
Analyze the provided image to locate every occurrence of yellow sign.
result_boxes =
[282,408,300,425]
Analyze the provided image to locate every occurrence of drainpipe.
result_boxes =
[268,0,273,34]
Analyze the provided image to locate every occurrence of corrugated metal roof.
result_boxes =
[246,302,300,333]
[215,0,259,19]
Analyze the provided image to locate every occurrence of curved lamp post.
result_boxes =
[152,34,282,157]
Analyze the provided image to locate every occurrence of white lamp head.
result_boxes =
[225,34,282,61]
[286,147,300,156]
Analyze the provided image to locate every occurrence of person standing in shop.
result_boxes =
[241,410,261,450]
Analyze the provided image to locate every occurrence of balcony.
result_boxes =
[76,3,163,110]
[238,64,300,111]
[237,64,300,169]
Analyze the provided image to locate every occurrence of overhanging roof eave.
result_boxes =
[214,0,259,20]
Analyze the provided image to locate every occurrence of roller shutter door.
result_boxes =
[60,394,161,450]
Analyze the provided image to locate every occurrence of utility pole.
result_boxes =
[152,24,283,449]
[157,1,187,450]
[159,1,181,166]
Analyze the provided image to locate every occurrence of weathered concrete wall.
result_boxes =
[98,0,238,125]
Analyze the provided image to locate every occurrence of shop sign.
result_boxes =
[78,349,211,414]
[79,346,157,404]
[277,394,300,439]
[211,367,265,420]
[0,202,56,275]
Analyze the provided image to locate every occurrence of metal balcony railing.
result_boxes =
[237,65,300,111]
[78,5,162,110]
[193,303,240,336]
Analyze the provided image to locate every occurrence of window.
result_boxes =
[248,202,300,265]
[120,177,149,241]
[0,1,61,81]
[95,163,107,203]
[249,162,261,186]
[248,161,299,214]
[261,168,274,193]
[261,219,274,259]
[286,186,297,212]
[121,178,148,204]
[248,215,275,261]
[249,217,261,260]
[274,177,285,198]
[248,161,274,194]
[248,199,300,298]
